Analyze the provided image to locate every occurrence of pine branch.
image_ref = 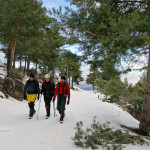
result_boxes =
[63,21,111,38]
[118,1,147,4]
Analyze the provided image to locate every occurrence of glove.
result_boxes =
[23,94,27,100]
[37,94,39,101]
[53,98,55,102]
[67,99,70,105]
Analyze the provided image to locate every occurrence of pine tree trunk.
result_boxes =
[69,76,71,85]
[139,44,150,134]
[13,53,16,68]
[7,45,11,75]
[139,2,150,134]
[7,39,17,77]
[7,23,18,77]
[72,78,74,89]
[13,51,16,68]
[20,56,22,68]
[24,56,27,72]
[67,64,69,82]
[27,55,30,72]
[35,62,37,74]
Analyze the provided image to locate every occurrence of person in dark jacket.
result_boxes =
[41,74,55,119]
[53,76,70,123]
[24,73,40,119]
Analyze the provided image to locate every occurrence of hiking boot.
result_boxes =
[63,113,65,118]
[29,114,33,119]
[46,115,50,119]
[59,113,63,123]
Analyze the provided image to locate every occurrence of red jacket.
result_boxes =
[54,82,70,100]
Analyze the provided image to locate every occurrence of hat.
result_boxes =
[61,76,66,80]
[30,72,35,78]
[45,74,50,79]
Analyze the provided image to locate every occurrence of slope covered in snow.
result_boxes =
[0,88,150,150]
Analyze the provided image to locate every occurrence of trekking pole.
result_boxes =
[53,101,56,118]
[37,94,42,120]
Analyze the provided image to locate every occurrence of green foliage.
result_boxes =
[60,0,149,71]
[58,50,84,85]
[86,69,100,90]
[96,74,146,119]
[123,75,146,114]
[96,77,125,102]
[72,117,148,150]
[0,0,84,83]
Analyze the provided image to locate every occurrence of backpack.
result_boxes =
[58,82,67,94]
[44,81,53,87]
[43,81,54,93]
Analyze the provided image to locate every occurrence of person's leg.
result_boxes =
[47,95,53,117]
[46,96,52,117]
[57,95,62,114]
[29,102,35,117]
[28,94,36,117]
[27,94,31,117]
[60,95,67,114]
[59,95,67,122]
[44,96,50,117]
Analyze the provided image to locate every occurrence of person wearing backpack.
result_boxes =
[53,76,70,123]
[41,74,55,119]
[23,73,40,119]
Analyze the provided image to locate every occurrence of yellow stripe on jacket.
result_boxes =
[27,94,37,103]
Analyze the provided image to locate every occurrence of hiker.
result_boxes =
[23,73,40,119]
[41,74,55,119]
[53,76,70,123]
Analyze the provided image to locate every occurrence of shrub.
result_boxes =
[72,117,148,150]
[10,68,25,81]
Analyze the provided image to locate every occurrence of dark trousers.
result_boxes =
[28,102,35,117]
[44,95,53,117]
[57,94,67,114]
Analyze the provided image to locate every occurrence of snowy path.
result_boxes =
[0,89,149,150]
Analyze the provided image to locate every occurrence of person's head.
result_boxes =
[29,73,35,81]
[60,76,66,83]
[45,74,50,82]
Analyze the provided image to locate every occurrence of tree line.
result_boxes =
[0,0,83,87]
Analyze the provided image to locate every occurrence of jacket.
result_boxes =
[41,80,55,97]
[54,82,70,99]
[24,79,40,95]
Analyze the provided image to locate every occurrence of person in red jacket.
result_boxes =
[53,76,70,123]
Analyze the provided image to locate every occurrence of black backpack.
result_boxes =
[58,82,67,94]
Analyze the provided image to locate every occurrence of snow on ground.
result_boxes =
[0,88,150,150]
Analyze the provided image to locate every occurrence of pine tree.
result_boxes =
[0,0,49,76]
[58,50,83,86]
[60,0,150,133]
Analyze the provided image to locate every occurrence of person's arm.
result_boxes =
[24,80,29,94]
[54,83,58,99]
[66,84,70,100]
